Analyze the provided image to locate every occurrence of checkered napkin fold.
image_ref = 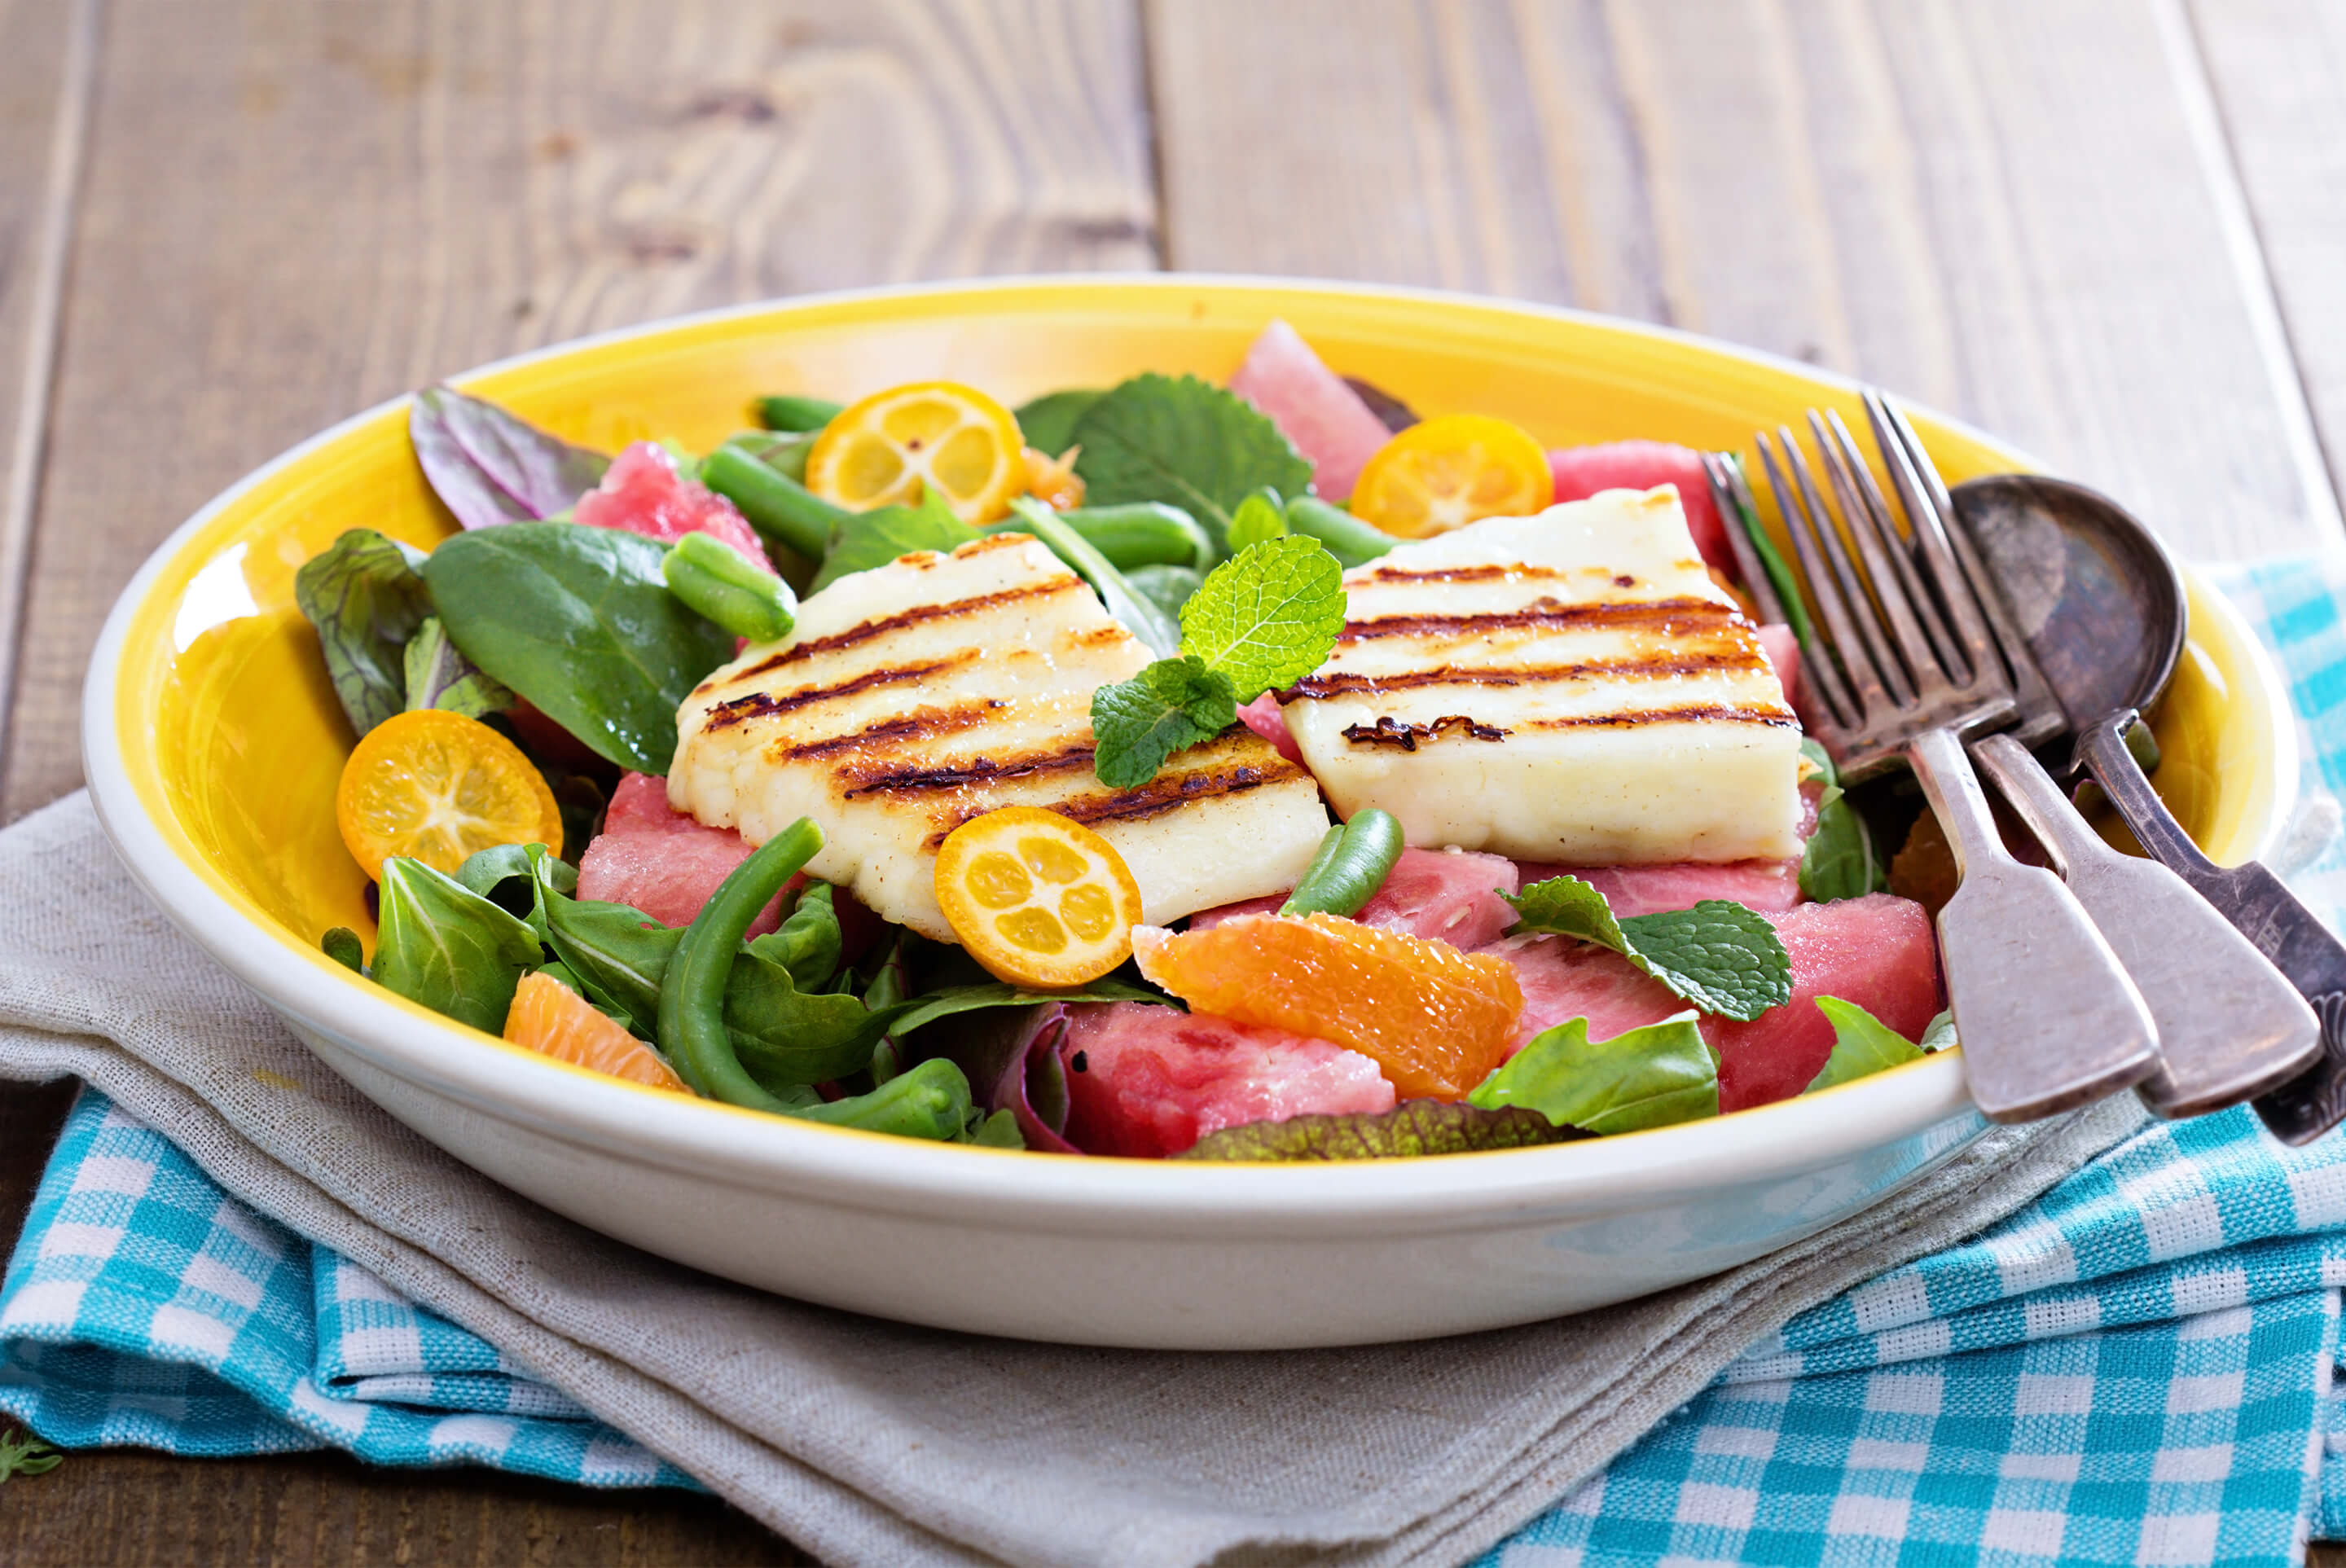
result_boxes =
[3,556,2346,1568]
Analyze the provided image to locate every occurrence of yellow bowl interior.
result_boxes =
[112,279,2282,975]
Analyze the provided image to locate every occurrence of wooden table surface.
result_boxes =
[6,1,2346,1561]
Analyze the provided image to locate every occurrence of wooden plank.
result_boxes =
[0,0,1156,819]
[1144,0,2338,561]
[2190,0,2346,524]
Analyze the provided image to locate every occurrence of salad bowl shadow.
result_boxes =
[82,276,2296,1350]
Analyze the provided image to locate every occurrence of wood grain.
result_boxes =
[1144,0,2341,562]
[0,0,1155,819]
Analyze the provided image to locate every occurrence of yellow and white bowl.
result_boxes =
[81,277,2297,1349]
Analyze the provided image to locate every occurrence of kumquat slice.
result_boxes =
[935,807,1144,987]
[803,380,1026,524]
[1348,413,1555,538]
[504,971,692,1093]
[334,709,563,882]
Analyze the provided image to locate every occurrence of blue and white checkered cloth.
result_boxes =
[14,557,2346,1566]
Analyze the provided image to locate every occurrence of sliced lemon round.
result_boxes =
[934,806,1142,987]
[803,380,1026,524]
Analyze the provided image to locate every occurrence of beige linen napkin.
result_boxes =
[0,791,2145,1568]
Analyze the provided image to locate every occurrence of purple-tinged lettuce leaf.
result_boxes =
[411,384,608,529]
[938,1002,1083,1155]
[1175,1099,1590,1162]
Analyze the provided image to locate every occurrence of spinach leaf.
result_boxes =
[423,522,735,775]
[808,489,978,591]
[403,616,515,718]
[1126,563,1204,620]
[321,927,366,973]
[967,1108,1026,1148]
[410,384,608,530]
[724,953,909,1087]
[748,882,841,991]
[890,977,1164,1038]
[1178,1099,1589,1162]
[1920,1010,1957,1054]
[293,529,433,737]
[456,841,575,905]
[1070,374,1313,547]
[534,864,681,1037]
[371,858,545,1034]
[1804,996,1927,1092]
[1798,740,1885,902]
[1014,389,1106,456]
[1467,1013,1719,1135]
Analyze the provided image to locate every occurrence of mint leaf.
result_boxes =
[1468,1013,1719,1134]
[1804,996,1926,1092]
[1176,1099,1589,1162]
[1090,657,1237,788]
[1070,373,1313,544]
[1505,876,1792,1021]
[810,488,978,591]
[1178,535,1346,698]
[1226,491,1289,551]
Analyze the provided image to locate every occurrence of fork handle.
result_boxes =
[1971,731,2317,1117]
[2077,712,2346,1144]
[1907,727,2159,1121]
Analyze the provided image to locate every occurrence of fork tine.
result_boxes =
[1714,449,1861,730]
[1773,425,1916,710]
[1814,408,1970,688]
[1700,452,1788,626]
[1755,430,1893,728]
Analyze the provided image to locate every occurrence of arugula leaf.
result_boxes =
[371,858,545,1034]
[1070,373,1312,546]
[410,384,608,530]
[423,521,736,775]
[1468,1013,1720,1134]
[1008,498,1182,657]
[321,927,366,973]
[403,616,515,718]
[1127,563,1203,620]
[1089,657,1238,788]
[809,488,978,591]
[1013,389,1106,456]
[293,529,434,737]
[1504,876,1793,1021]
[890,977,1165,1038]
[1225,490,1288,551]
[1797,737,1884,902]
[1178,535,1345,696]
[0,1427,61,1482]
[1804,996,1927,1092]
[1178,1099,1590,1162]
[749,882,841,990]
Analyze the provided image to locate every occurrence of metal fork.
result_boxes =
[1754,412,2159,1122]
[1863,393,2320,1118]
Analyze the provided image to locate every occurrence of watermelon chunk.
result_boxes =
[1058,1002,1396,1157]
[577,771,797,935]
[1482,892,1942,1113]
[1513,859,1802,917]
[1237,691,1303,764]
[572,441,773,570]
[1755,622,1800,709]
[1190,848,1519,950]
[1228,319,1393,502]
[1544,441,1732,572]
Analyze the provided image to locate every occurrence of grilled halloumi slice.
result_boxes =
[670,533,1329,941]
[1278,488,1803,863]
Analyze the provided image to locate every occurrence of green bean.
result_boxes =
[662,532,799,642]
[1286,495,1399,569]
[659,818,825,1111]
[755,394,842,433]
[1058,503,1215,571]
[1279,809,1405,917]
[701,444,847,564]
[792,1056,973,1140]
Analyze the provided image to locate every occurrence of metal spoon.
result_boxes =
[1953,474,2341,1141]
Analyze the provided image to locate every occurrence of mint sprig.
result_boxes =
[1089,536,1345,786]
[1504,876,1792,1021]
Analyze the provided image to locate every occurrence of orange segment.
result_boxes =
[1132,912,1522,1099]
[803,380,1026,524]
[334,709,562,882]
[1349,413,1555,538]
[503,971,692,1093]
[935,806,1142,986]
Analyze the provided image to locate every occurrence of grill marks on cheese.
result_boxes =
[1277,488,1805,863]
[670,534,1329,941]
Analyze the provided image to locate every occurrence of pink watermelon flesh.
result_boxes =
[572,441,773,570]
[1057,1002,1397,1158]
[578,771,796,935]
[1189,848,1520,950]
[1237,691,1303,763]
[1513,859,1803,917]
[1482,892,1942,1113]
[1755,622,1800,709]
[1228,318,1393,502]
[1545,441,1732,572]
